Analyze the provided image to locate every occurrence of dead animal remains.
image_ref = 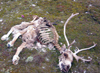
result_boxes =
[1,13,96,72]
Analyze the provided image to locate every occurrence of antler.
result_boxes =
[64,13,79,47]
[67,40,76,50]
[74,42,97,54]
[72,42,97,62]
[72,53,92,62]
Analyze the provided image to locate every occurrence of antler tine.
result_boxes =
[72,53,92,62]
[79,57,92,62]
[64,13,79,47]
[74,42,97,55]
[67,40,76,50]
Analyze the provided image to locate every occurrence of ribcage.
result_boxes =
[37,24,55,45]
[36,19,61,51]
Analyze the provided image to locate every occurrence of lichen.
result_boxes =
[25,56,34,63]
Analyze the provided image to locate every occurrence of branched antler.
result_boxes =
[74,42,97,55]
[72,42,97,62]
[64,13,79,47]
[72,53,92,62]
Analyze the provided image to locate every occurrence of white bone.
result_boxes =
[64,13,79,46]
[67,40,76,50]
[12,55,20,65]
[7,41,14,47]
[72,53,92,62]
[74,43,97,55]
[71,43,96,62]
[1,27,14,41]
[1,34,9,41]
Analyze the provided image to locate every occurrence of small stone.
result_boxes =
[31,4,36,7]
[45,57,49,62]
[89,4,92,7]
[42,66,45,69]
[61,21,64,23]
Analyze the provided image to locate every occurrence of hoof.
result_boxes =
[7,44,11,48]
[12,55,20,65]
[1,35,9,41]
[7,41,13,47]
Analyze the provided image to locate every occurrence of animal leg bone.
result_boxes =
[7,33,22,47]
[7,28,27,47]
[12,55,20,65]
[12,42,26,65]
[1,17,37,41]
[1,34,9,41]
[1,27,14,41]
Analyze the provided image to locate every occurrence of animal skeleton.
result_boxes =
[1,13,96,72]
[1,15,61,65]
